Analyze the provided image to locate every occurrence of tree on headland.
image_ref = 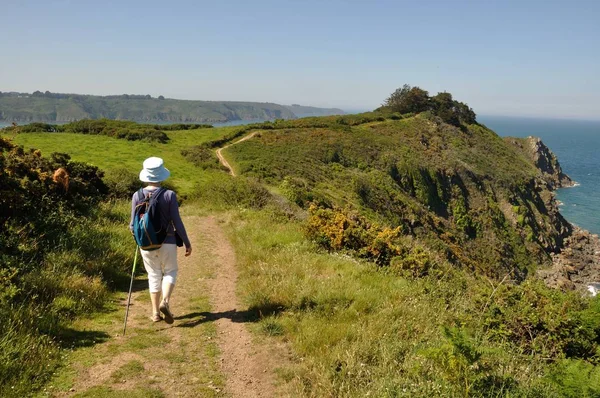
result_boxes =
[384,84,430,114]
[382,84,477,127]
[158,95,165,100]
[431,92,460,126]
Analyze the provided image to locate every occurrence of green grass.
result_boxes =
[218,117,555,280]
[33,201,226,398]
[72,386,165,398]
[110,360,145,383]
[0,195,135,398]
[222,206,595,397]
[40,274,224,398]
[8,126,236,195]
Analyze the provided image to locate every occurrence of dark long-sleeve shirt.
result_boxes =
[129,188,191,248]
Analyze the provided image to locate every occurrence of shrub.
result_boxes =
[7,119,171,143]
[425,327,517,397]
[0,138,130,395]
[389,244,435,278]
[480,279,600,360]
[191,175,272,209]
[547,359,600,397]
[305,204,411,266]
[181,144,223,170]
[104,168,141,199]
[279,176,319,207]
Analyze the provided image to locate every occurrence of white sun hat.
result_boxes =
[139,157,171,183]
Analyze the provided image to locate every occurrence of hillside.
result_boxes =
[0,91,343,123]
[5,89,600,397]
[222,114,574,280]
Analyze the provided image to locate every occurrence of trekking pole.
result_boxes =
[123,246,139,336]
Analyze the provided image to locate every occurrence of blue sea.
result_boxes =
[3,116,600,233]
[481,116,600,235]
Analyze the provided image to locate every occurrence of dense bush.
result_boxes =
[0,137,131,396]
[191,175,273,209]
[103,167,141,199]
[305,204,438,269]
[158,123,212,130]
[382,84,477,127]
[181,144,224,170]
[279,176,329,207]
[1,119,214,143]
[479,279,600,359]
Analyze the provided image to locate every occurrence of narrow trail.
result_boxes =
[202,216,281,398]
[50,215,283,397]
[216,132,258,176]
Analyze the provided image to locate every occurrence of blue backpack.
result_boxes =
[132,188,167,251]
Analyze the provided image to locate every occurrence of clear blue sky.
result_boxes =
[1,0,599,119]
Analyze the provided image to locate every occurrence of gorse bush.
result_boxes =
[305,204,438,269]
[0,136,132,396]
[103,167,141,199]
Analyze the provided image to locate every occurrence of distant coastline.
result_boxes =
[0,91,344,124]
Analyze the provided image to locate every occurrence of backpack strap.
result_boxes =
[150,187,166,204]
[138,187,167,203]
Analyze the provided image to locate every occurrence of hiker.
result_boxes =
[129,157,192,324]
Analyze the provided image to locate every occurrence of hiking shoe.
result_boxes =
[160,301,174,324]
[151,313,163,322]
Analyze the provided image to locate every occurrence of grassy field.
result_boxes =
[218,203,600,397]
[8,126,235,195]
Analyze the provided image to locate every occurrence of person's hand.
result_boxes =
[185,245,192,257]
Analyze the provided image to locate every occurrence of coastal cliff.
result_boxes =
[506,136,574,189]
[0,92,344,123]
[507,136,600,291]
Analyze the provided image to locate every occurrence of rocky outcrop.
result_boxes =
[506,136,574,189]
[506,138,600,292]
[504,136,600,291]
[538,227,600,292]
[526,136,574,189]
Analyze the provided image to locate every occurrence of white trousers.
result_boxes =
[140,243,178,293]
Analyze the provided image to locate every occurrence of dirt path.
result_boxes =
[47,215,282,397]
[202,216,280,397]
[216,132,258,176]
